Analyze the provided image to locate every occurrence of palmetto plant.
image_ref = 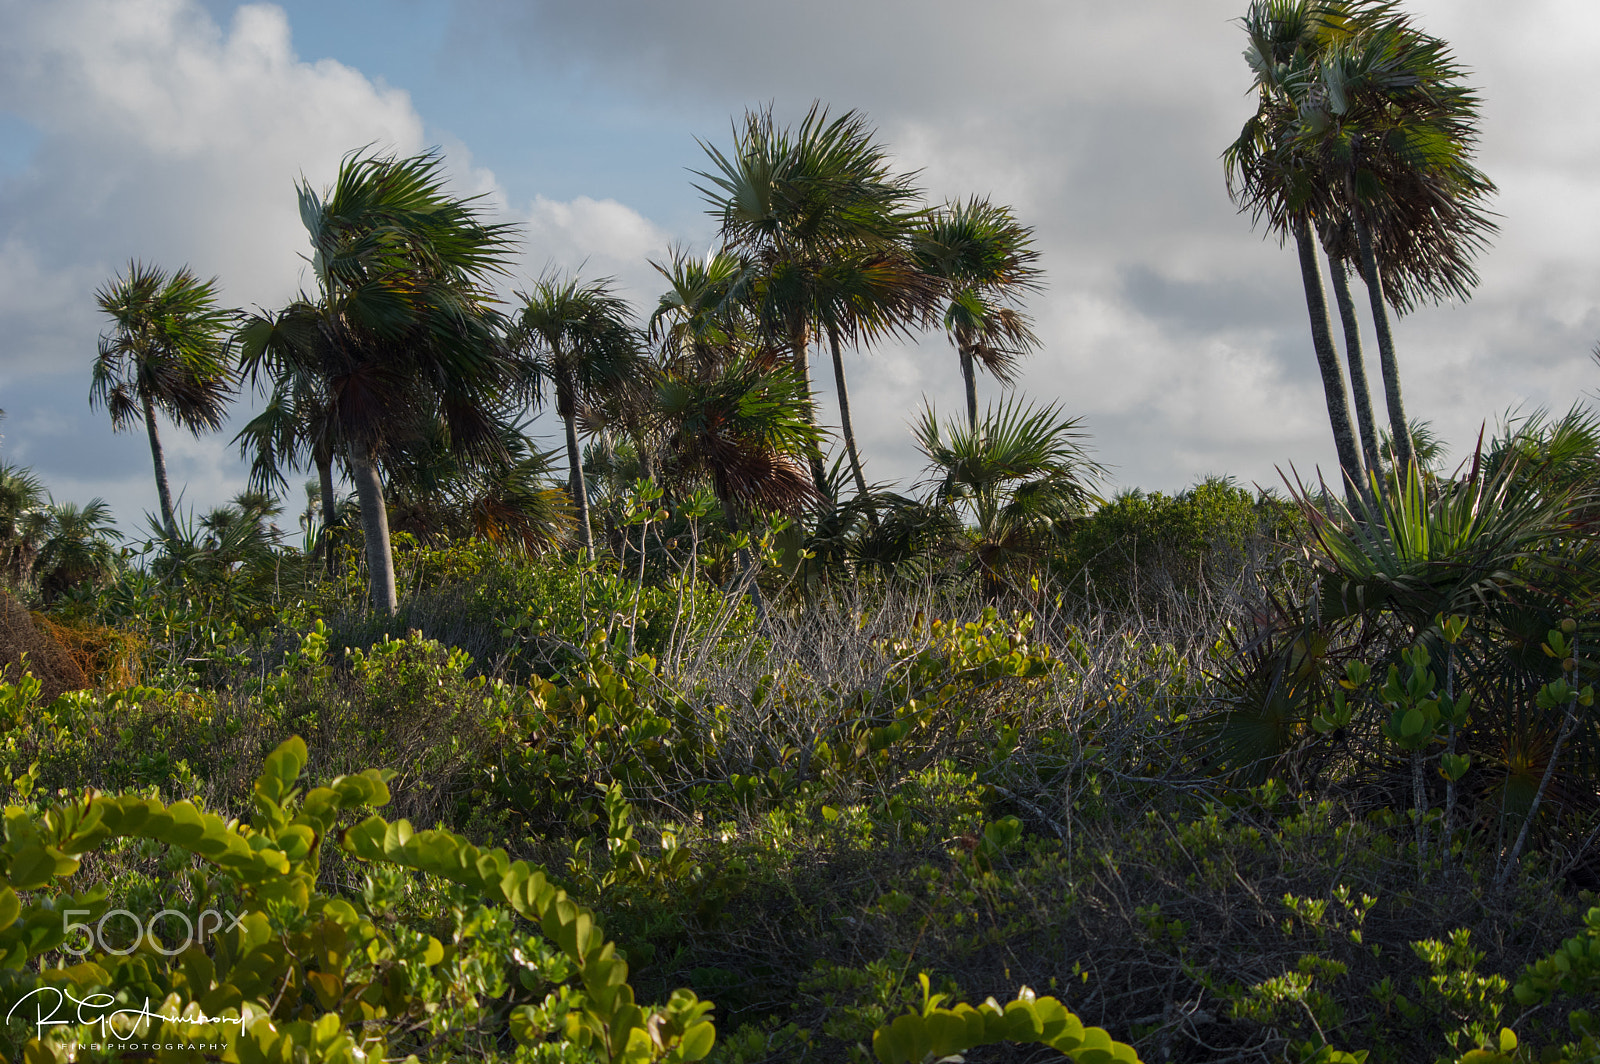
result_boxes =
[915,398,1100,598]
[246,148,520,613]
[1201,440,1600,843]
[383,419,572,555]
[653,348,823,610]
[911,197,1044,430]
[653,351,822,520]
[91,261,237,539]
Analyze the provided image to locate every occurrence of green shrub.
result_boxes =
[1057,478,1299,606]
[0,736,716,1063]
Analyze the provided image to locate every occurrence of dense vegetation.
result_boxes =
[3,3,1599,1062]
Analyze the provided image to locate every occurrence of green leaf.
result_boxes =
[677,1021,716,1061]
[256,736,309,805]
[1400,708,1426,737]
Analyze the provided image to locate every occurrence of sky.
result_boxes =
[1,0,1598,534]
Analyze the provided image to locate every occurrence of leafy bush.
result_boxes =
[0,736,717,1063]
[1057,478,1299,607]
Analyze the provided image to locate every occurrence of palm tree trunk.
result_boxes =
[316,447,338,578]
[1329,255,1382,477]
[791,327,829,498]
[350,446,397,614]
[1352,206,1415,470]
[960,345,979,432]
[141,393,177,539]
[560,365,594,553]
[828,326,874,506]
[1291,216,1366,498]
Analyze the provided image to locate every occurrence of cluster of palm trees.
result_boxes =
[1225,0,1495,491]
[79,107,1073,615]
[0,459,119,602]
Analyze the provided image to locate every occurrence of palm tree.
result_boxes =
[37,498,120,603]
[234,306,345,573]
[252,148,520,613]
[1319,220,1383,473]
[650,246,755,378]
[1230,2,1496,476]
[911,197,1044,430]
[382,416,572,553]
[696,103,938,503]
[1226,4,1368,495]
[91,262,236,538]
[653,348,823,612]
[511,274,645,554]
[0,463,47,589]
[915,397,1101,599]
[1292,11,1496,471]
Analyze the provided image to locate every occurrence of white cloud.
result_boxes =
[515,194,671,307]
[0,0,681,528]
[460,0,1600,494]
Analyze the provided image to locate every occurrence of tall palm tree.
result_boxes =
[249,148,520,613]
[90,262,236,538]
[511,275,644,554]
[911,197,1044,430]
[1291,9,1496,470]
[1229,1,1496,477]
[1226,4,1367,495]
[696,103,938,503]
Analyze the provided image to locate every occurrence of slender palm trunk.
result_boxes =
[316,447,338,578]
[1291,216,1366,498]
[828,326,874,506]
[1352,206,1415,470]
[960,345,979,432]
[1329,255,1382,477]
[791,326,829,498]
[141,393,177,539]
[560,365,594,553]
[350,446,397,614]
